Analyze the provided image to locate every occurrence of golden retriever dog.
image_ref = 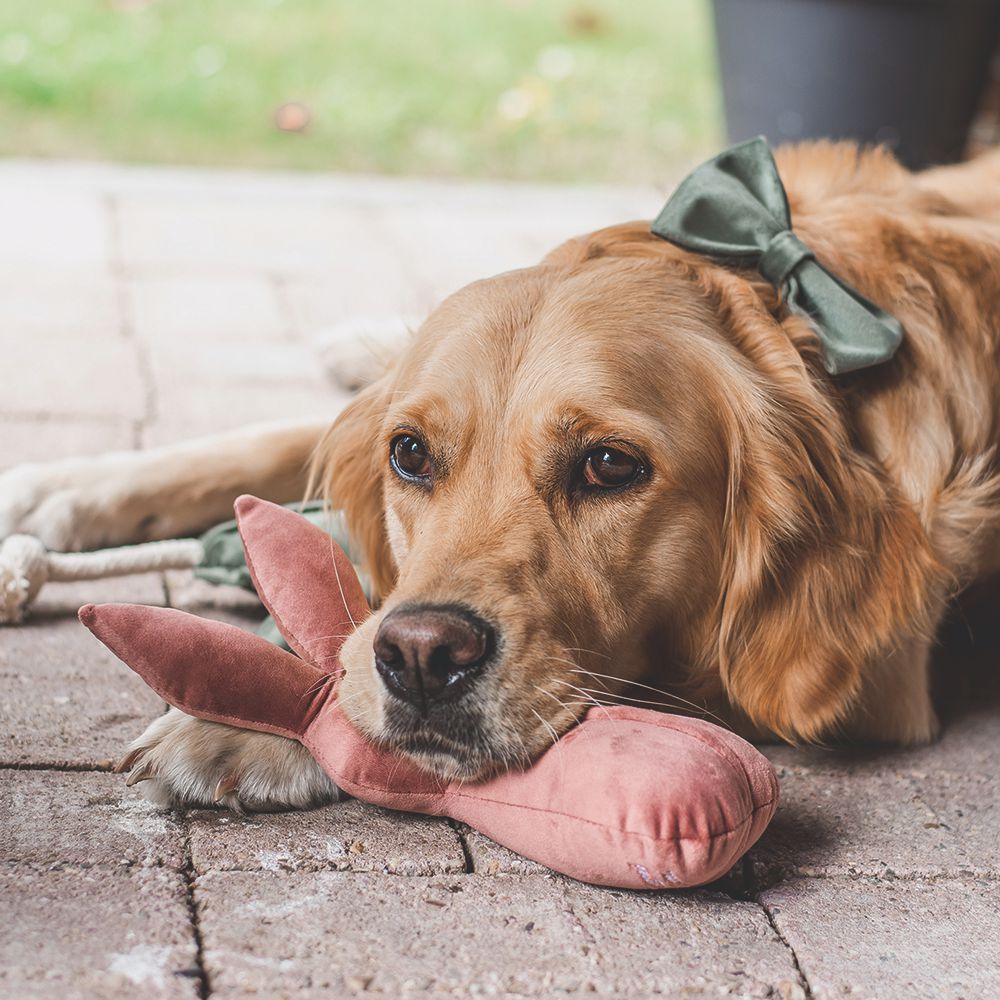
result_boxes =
[3,142,999,810]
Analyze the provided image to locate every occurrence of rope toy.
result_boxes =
[0,535,204,625]
[0,502,360,627]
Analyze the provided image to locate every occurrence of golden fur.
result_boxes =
[314,142,1000,776]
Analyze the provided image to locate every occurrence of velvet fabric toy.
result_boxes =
[80,496,779,890]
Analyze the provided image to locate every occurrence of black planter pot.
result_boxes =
[712,0,1000,169]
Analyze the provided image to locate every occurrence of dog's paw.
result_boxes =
[312,316,412,392]
[0,455,136,551]
[117,708,339,813]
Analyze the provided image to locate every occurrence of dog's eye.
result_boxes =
[581,447,642,489]
[391,434,432,482]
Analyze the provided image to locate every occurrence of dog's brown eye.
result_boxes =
[582,447,641,489]
[391,434,432,481]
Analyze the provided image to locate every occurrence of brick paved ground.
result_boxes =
[1,159,998,999]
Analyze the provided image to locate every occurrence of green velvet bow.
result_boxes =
[651,137,903,375]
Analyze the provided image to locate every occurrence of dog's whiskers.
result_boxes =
[569,668,728,727]
[528,707,561,752]
[532,683,596,719]
[556,680,703,714]
[537,677,612,720]
[327,538,358,632]
[561,645,612,662]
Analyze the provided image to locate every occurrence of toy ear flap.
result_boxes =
[234,496,370,665]
[79,603,332,740]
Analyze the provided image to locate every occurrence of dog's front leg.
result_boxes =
[119,708,337,812]
[0,419,330,551]
[842,635,940,745]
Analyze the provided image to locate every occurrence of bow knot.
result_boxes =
[759,230,813,289]
[651,137,903,375]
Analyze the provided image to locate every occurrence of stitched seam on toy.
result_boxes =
[321,749,778,844]
[177,704,301,739]
[440,790,777,843]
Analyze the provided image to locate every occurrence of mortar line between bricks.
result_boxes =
[446,819,475,873]
[270,272,301,344]
[0,761,114,772]
[757,897,815,1000]
[0,409,138,424]
[106,192,159,438]
[745,867,1000,884]
[365,205,440,311]
[181,818,213,999]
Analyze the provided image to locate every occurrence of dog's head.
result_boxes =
[314,220,940,780]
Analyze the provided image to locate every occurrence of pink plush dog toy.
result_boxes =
[80,496,778,890]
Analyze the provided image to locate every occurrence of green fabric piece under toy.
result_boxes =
[195,502,371,649]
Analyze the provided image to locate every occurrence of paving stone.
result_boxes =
[0,189,111,273]
[750,769,972,881]
[118,196,397,277]
[146,335,324,391]
[0,274,120,340]
[128,274,290,344]
[384,205,561,284]
[0,769,184,869]
[283,273,428,340]
[144,380,340,445]
[189,801,465,876]
[0,333,146,419]
[459,825,551,877]
[0,415,135,468]
[761,697,1000,786]
[0,601,167,767]
[0,670,163,768]
[762,876,1000,1000]
[196,871,797,997]
[916,770,1000,875]
[142,331,336,441]
[378,197,655,307]
[760,740,906,776]
[897,697,1000,776]
[0,863,199,999]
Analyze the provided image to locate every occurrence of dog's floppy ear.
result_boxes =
[308,374,395,601]
[705,271,945,742]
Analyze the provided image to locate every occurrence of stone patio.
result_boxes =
[1,159,998,999]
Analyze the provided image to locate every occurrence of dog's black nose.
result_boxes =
[374,605,494,712]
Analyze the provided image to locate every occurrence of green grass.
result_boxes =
[0,0,721,183]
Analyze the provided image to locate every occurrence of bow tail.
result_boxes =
[784,260,904,376]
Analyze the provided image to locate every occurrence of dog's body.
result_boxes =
[4,142,1000,810]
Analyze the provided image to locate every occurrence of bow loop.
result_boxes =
[651,137,903,375]
[759,230,813,289]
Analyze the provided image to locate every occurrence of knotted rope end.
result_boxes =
[0,535,49,625]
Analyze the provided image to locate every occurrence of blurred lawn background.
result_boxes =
[0,0,721,183]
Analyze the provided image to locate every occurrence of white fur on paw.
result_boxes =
[0,463,46,542]
[0,456,132,551]
[119,708,339,813]
[312,316,413,392]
